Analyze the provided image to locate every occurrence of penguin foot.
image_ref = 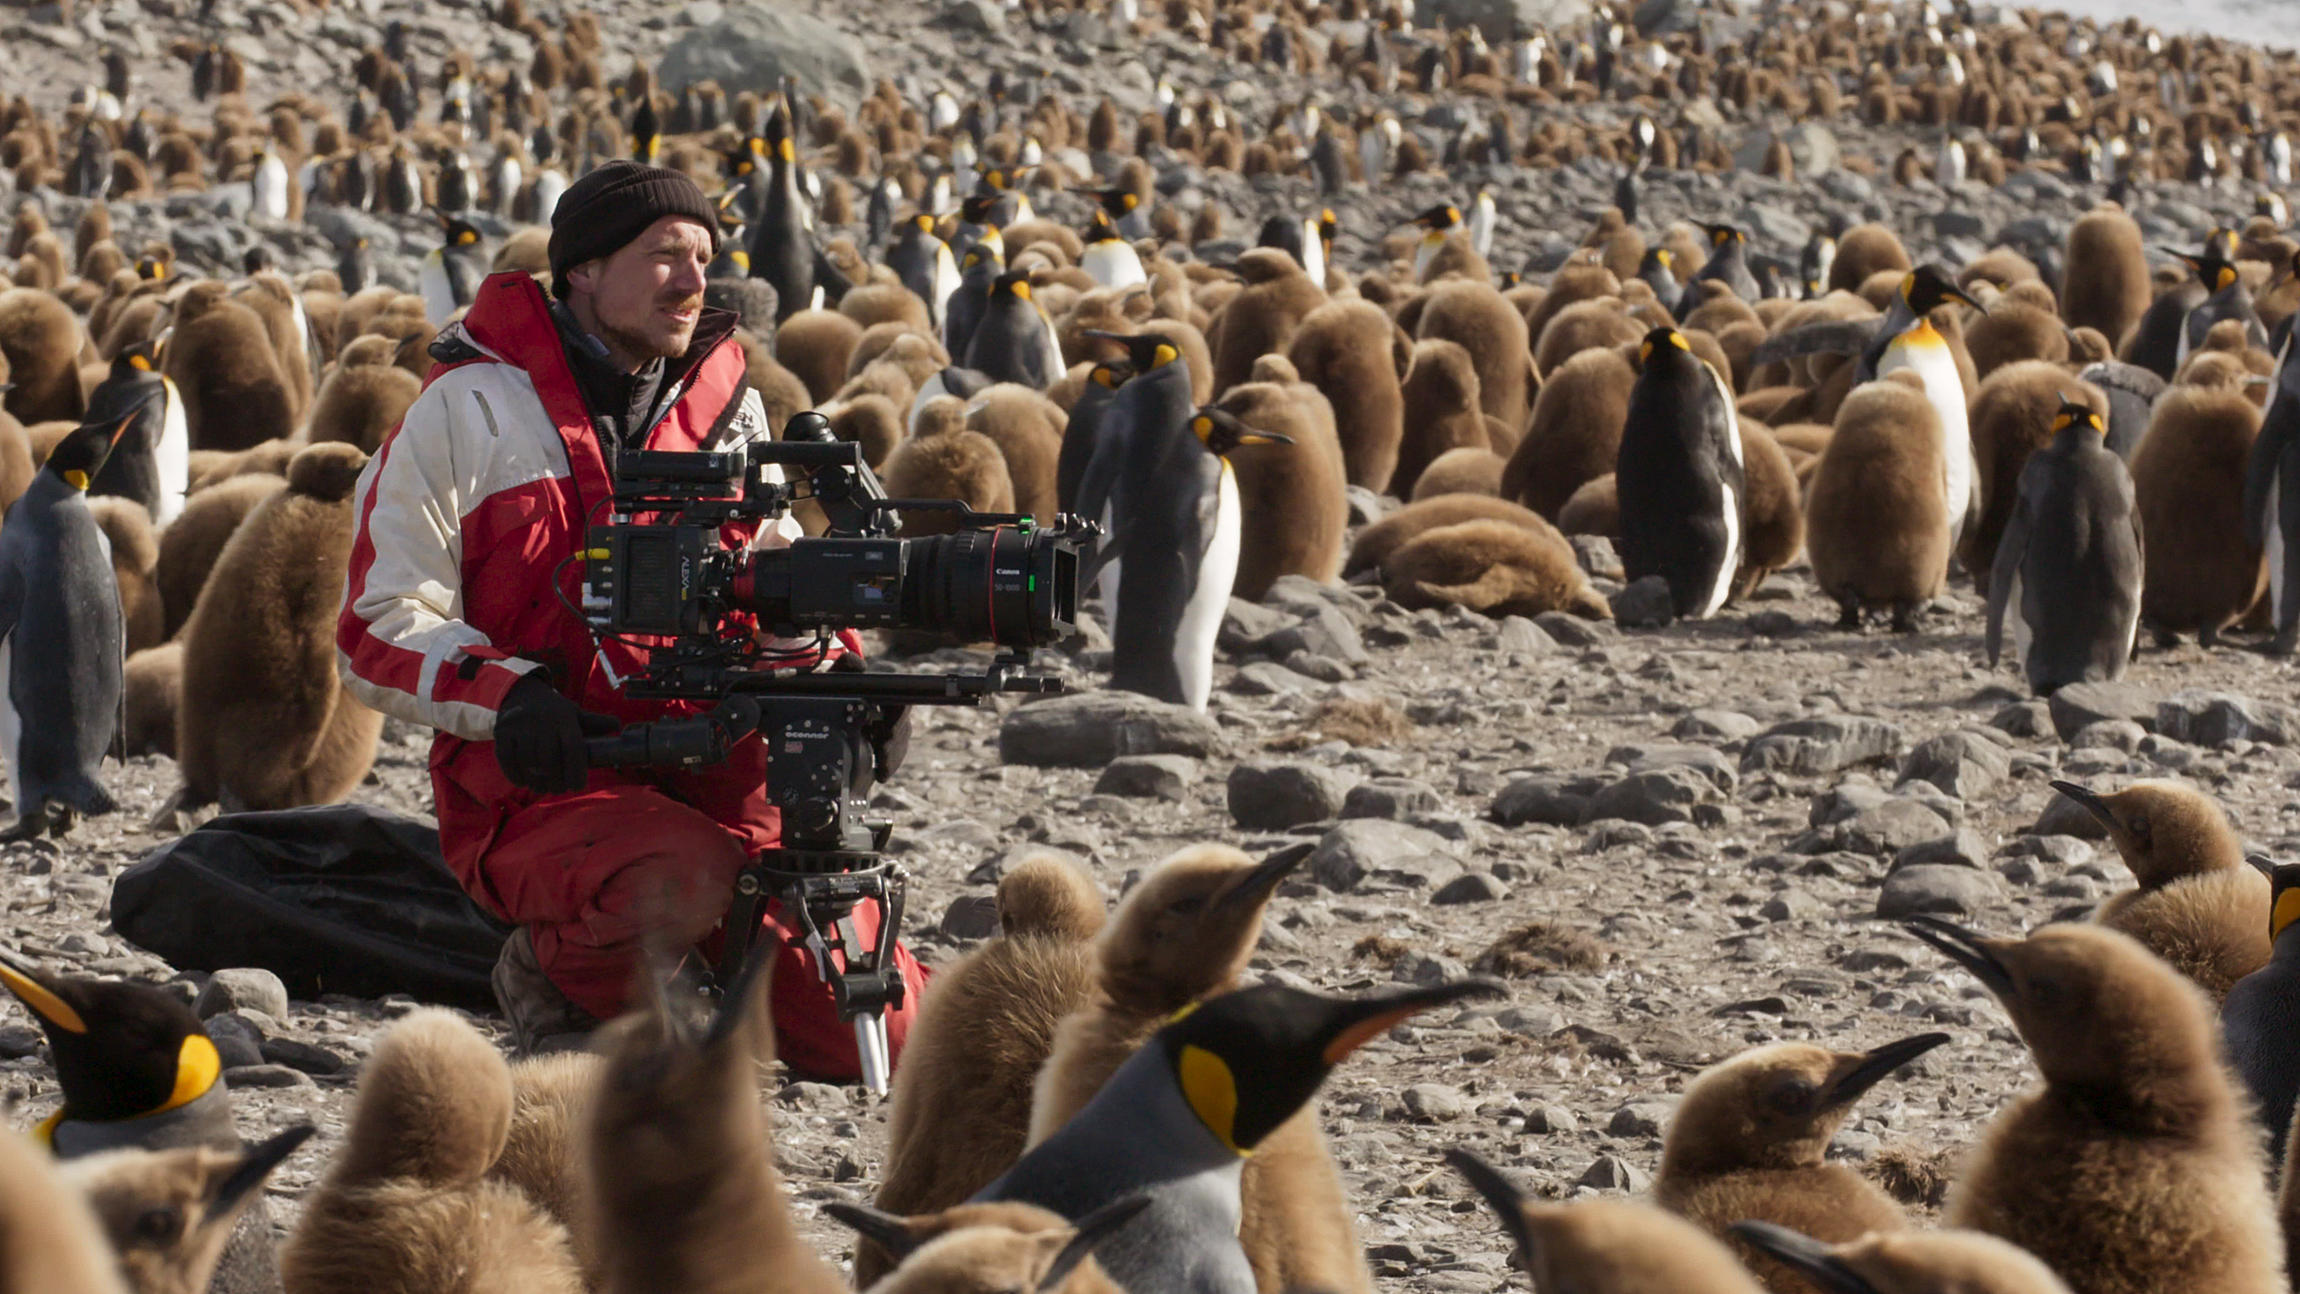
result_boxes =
[0,808,50,843]
[1833,598,1861,630]
[2200,624,2223,650]
[1890,605,1920,634]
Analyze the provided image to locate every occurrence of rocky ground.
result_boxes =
[11,537,2300,1281]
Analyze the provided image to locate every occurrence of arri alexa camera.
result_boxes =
[576,410,1091,1090]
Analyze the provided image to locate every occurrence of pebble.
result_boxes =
[1578,1154,1652,1191]
[223,1064,315,1090]
[1309,820,1457,891]
[1741,716,1908,777]
[1432,872,1509,905]
[1093,754,1199,800]
[940,895,1002,940]
[1228,760,1356,830]
[260,1037,346,1077]
[1401,1083,1471,1121]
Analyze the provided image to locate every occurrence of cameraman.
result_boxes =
[335,162,926,1073]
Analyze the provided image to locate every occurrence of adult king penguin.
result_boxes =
[1986,397,2144,694]
[971,980,1499,1294]
[418,215,488,327]
[1870,266,1985,544]
[943,243,1003,368]
[2174,250,2270,367]
[1073,333,1196,645]
[0,413,133,840]
[1406,203,1463,283]
[1081,209,1147,290]
[889,213,961,330]
[1694,222,1762,301]
[85,338,189,527]
[749,104,816,322]
[1616,327,1744,619]
[964,270,1066,390]
[2244,335,2300,654]
[2224,859,2300,1170]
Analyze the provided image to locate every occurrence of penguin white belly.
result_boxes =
[254,159,288,220]
[1174,468,1242,712]
[1468,203,1495,258]
[1412,235,1442,282]
[1099,499,1122,643]
[810,286,827,312]
[1082,242,1147,290]
[931,247,961,328]
[418,254,456,327]
[1880,344,1975,540]
[1697,480,1740,619]
[155,379,189,526]
[1301,223,1325,285]
[1038,310,1068,388]
[2008,569,2034,669]
[535,173,567,224]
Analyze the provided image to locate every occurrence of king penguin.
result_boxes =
[889,213,962,330]
[2174,250,2270,367]
[1406,203,1463,283]
[1090,185,1153,241]
[85,339,189,527]
[2224,860,2300,1170]
[2245,333,2300,654]
[1986,397,2143,694]
[748,104,816,323]
[0,954,291,1294]
[418,215,487,327]
[1081,209,1147,290]
[971,980,1499,1294]
[1869,266,1984,544]
[0,414,131,841]
[943,243,1004,369]
[965,271,1066,391]
[1097,387,1287,713]
[1073,334,1194,646]
[1057,358,1133,513]
[1616,326,1744,619]
[1694,222,1762,300]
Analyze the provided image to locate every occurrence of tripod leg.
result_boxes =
[853,1013,892,1095]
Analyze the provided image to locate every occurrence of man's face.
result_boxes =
[567,215,713,366]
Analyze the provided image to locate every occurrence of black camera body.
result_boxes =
[574,412,1093,1089]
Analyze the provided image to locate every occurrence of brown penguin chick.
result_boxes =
[1208,378,1348,599]
[850,329,947,391]
[84,497,164,654]
[1284,299,1409,493]
[1964,299,2069,380]
[1912,921,2286,1294]
[1655,1035,1950,1293]
[840,283,932,334]
[305,334,422,452]
[1207,248,1327,397]
[1735,423,1804,600]
[835,1199,1137,1294]
[860,854,1108,1287]
[1449,1151,1768,1294]
[1028,844,1374,1294]
[1394,338,1492,500]
[1418,279,1535,435]
[1416,234,1490,286]
[1502,345,1637,519]
[2047,779,2271,1000]
[187,438,299,489]
[123,643,183,759]
[176,443,382,812]
[1412,447,1508,499]
[581,955,845,1294]
[162,284,293,451]
[741,333,813,430]
[1580,207,1646,280]
[2130,382,2264,645]
[1728,1223,2077,1294]
[1959,249,2044,294]
[1770,423,1833,460]
[485,1052,602,1273]
[0,1118,132,1294]
[0,286,89,424]
[825,394,905,470]
[1345,495,1567,576]
[2062,205,2152,346]
[61,1126,315,1294]
[1805,372,1950,632]
[1380,518,1612,620]
[884,427,1016,535]
[282,1009,584,1294]
[965,384,1065,522]
[234,271,315,422]
[155,472,286,637]
[773,308,865,403]
[490,226,551,276]
[1521,263,1623,356]
[1556,474,1619,537]
[1531,297,1642,375]
[1959,364,2109,584]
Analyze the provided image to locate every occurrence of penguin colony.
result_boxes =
[20,0,2300,1292]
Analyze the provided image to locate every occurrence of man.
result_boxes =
[336,161,926,1074]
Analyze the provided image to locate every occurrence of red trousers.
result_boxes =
[475,780,926,1079]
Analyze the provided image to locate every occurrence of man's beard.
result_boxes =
[603,293,705,363]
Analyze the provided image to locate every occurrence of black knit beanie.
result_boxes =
[547,160,722,299]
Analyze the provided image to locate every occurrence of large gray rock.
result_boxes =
[1308,820,1455,891]
[1412,0,1592,42]
[1094,754,1198,800]
[1877,864,2000,918]
[1490,774,1599,827]
[1741,716,1907,777]
[1255,603,1369,664]
[1228,761,1356,829]
[658,8,871,104]
[999,692,1222,766]
[2047,681,2157,740]
[1898,731,2011,800]
[1582,767,1716,826]
[2156,691,2300,747]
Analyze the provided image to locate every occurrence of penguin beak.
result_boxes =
[0,955,87,1033]
[1903,917,2016,1000]
[1446,1149,1547,1269]
[1726,1221,1881,1294]
[1819,1032,1950,1108]
[2048,779,2118,833]
[1944,283,1985,313]
[1213,843,1311,914]
[1317,979,1504,1066]
[206,1125,315,1226]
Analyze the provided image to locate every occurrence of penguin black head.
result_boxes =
[911,212,938,235]
[1089,187,1140,217]
[2204,226,2240,261]
[1899,265,1983,315]
[1699,221,1745,247]
[438,214,483,250]
[994,269,1034,302]
[2050,396,2106,438]
[116,337,163,378]
[1317,207,1338,242]
[2168,249,2241,292]
[961,192,1003,227]
[41,412,138,492]
[0,957,222,1127]
[1156,979,1502,1155]
[1082,331,1181,373]
[1190,407,1295,458]
[962,242,1003,274]
[725,142,758,179]
[2255,856,2300,941]
[631,97,661,162]
[1636,324,1693,369]
[1084,207,1120,243]
[1409,203,1462,231]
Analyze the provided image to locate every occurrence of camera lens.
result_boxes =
[902,525,1078,648]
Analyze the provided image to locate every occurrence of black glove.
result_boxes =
[829,653,913,788]
[492,675,623,794]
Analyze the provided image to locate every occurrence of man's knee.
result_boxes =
[481,784,752,939]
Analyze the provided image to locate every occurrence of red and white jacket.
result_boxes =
[336,271,837,874]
